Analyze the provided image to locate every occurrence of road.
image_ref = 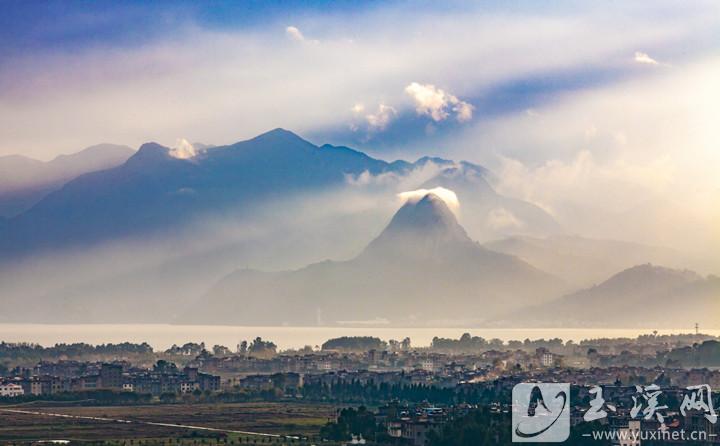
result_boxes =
[0,407,282,438]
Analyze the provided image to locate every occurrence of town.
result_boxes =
[2,334,720,444]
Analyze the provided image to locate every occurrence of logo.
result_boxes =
[512,383,570,442]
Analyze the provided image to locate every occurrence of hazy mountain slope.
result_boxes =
[0,144,134,217]
[511,264,720,328]
[420,163,563,241]
[485,235,682,287]
[188,193,566,326]
[0,130,407,258]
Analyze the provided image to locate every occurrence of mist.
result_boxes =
[0,171,434,324]
[0,0,718,327]
[1,152,713,326]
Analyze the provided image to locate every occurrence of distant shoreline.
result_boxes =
[0,323,715,351]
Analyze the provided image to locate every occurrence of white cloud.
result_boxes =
[441,55,720,257]
[634,51,659,65]
[453,101,474,123]
[169,138,197,159]
[495,150,676,216]
[365,104,396,131]
[345,159,451,190]
[351,103,397,135]
[285,25,319,44]
[398,187,460,215]
[404,82,474,122]
[285,26,305,42]
[405,83,451,121]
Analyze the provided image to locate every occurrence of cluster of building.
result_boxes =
[194,346,564,378]
[0,360,219,397]
[5,345,720,399]
[2,344,720,445]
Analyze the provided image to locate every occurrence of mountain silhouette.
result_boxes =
[0,129,402,257]
[185,192,565,326]
[0,129,560,261]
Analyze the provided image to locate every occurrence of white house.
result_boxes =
[0,383,24,397]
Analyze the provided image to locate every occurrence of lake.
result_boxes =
[0,324,716,350]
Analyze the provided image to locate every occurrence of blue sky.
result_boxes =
[0,1,376,55]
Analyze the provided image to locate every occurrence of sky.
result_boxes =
[0,0,719,253]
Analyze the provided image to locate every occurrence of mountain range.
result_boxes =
[0,129,713,326]
[186,193,566,326]
[0,129,559,259]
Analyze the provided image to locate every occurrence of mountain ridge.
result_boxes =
[185,191,566,326]
[507,264,720,328]
[0,129,561,260]
[485,235,685,287]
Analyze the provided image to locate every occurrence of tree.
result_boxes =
[154,360,178,374]
[320,407,378,441]
[213,345,232,356]
[248,337,277,358]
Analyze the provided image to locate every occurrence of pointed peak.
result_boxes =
[263,127,294,136]
[383,189,468,241]
[417,192,445,206]
[360,190,472,259]
[393,192,458,229]
[398,192,453,216]
[126,142,172,165]
[137,142,169,153]
[250,128,311,145]
[611,264,701,282]
[398,187,460,213]
[414,156,454,167]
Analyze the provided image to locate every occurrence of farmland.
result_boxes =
[0,402,337,444]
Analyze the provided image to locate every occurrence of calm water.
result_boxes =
[0,324,716,350]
